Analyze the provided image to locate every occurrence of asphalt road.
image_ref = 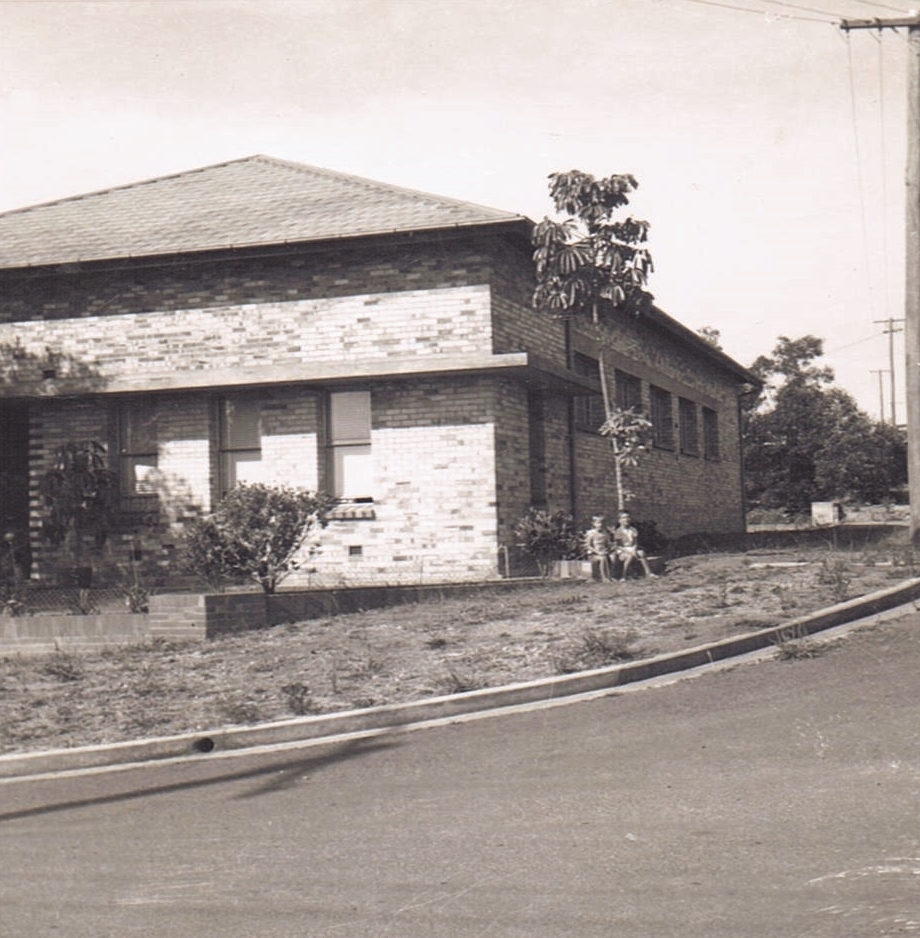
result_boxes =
[3,613,920,937]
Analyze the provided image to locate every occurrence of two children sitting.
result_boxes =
[584,511,657,582]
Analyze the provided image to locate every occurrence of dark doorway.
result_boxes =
[0,404,31,578]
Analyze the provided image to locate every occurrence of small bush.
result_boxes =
[182,484,336,593]
[555,627,640,673]
[513,508,580,576]
[280,681,318,716]
[41,650,83,682]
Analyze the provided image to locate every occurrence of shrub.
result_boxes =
[182,484,336,593]
[513,508,580,576]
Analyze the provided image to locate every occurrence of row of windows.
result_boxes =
[118,391,373,501]
[572,355,721,460]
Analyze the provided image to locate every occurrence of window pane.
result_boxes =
[124,456,159,495]
[679,398,699,455]
[615,370,642,412]
[332,444,372,499]
[650,386,674,449]
[222,399,261,450]
[703,407,720,459]
[330,391,371,443]
[120,400,158,496]
[223,451,266,488]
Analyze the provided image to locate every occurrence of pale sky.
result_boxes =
[0,0,914,418]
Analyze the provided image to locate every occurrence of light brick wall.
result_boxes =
[9,233,749,587]
[0,285,492,389]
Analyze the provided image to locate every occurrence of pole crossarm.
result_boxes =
[839,17,920,32]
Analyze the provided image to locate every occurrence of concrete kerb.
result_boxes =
[3,576,920,781]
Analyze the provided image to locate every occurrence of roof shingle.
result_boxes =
[0,155,528,269]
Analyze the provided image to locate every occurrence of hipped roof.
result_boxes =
[0,155,527,269]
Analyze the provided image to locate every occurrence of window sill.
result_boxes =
[329,503,376,521]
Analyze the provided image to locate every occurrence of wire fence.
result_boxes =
[0,585,163,617]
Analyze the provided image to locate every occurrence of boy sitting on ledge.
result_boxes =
[613,511,657,581]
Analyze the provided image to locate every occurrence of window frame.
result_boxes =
[649,385,674,450]
[327,389,373,502]
[117,398,159,499]
[572,352,606,432]
[615,369,643,413]
[218,396,263,496]
[678,397,700,457]
[703,406,721,460]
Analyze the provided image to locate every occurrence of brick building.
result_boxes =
[0,156,756,587]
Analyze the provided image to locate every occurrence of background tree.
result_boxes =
[744,335,906,514]
[696,326,722,349]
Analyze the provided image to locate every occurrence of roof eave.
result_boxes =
[0,216,535,273]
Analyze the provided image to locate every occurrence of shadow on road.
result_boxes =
[0,733,404,822]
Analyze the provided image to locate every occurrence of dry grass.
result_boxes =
[0,543,914,755]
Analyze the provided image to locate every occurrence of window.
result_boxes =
[703,407,720,460]
[572,353,606,431]
[615,369,642,413]
[219,397,262,494]
[329,390,372,500]
[649,385,674,449]
[679,398,699,456]
[118,399,158,496]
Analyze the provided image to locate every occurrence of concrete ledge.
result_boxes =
[3,576,920,780]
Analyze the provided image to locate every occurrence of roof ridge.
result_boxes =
[0,155,527,223]
[0,155,266,219]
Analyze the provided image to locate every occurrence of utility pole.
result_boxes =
[871,368,889,422]
[841,15,920,543]
[874,317,904,425]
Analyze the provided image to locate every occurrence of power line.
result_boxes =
[849,1,916,12]
[680,0,834,21]
[844,33,879,319]
[759,0,854,16]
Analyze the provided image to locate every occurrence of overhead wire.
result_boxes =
[844,31,880,321]
[679,0,835,22]
[875,31,892,322]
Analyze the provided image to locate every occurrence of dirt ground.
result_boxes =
[1,539,917,755]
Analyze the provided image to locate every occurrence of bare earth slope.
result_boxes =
[1,543,915,754]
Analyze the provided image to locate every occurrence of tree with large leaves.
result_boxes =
[532,171,656,509]
[532,170,654,324]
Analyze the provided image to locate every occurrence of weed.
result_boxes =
[729,617,780,633]
[817,556,852,603]
[280,681,319,716]
[40,650,83,682]
[67,589,99,616]
[545,592,589,609]
[771,584,797,614]
[439,665,484,694]
[353,652,386,678]
[217,697,261,724]
[123,584,150,614]
[771,622,830,660]
[0,584,28,617]
[774,638,826,660]
[555,627,640,673]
